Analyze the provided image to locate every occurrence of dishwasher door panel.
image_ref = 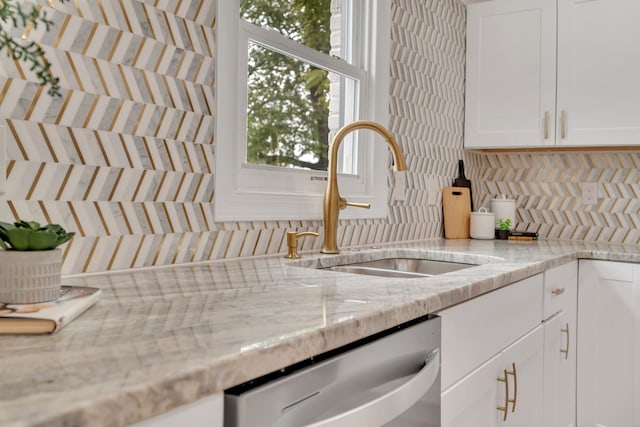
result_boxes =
[225,316,441,427]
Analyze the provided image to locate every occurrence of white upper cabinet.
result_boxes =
[465,0,640,148]
[557,0,640,146]
[464,0,557,148]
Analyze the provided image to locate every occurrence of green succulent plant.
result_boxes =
[497,218,512,231]
[0,220,75,251]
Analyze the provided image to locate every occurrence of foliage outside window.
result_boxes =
[0,0,65,96]
[240,0,359,173]
[245,42,331,171]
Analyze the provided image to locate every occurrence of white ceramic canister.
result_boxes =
[470,207,495,239]
[490,195,516,230]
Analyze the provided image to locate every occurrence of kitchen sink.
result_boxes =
[323,258,476,279]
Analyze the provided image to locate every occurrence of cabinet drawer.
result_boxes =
[438,274,543,390]
[583,260,633,282]
[543,261,577,320]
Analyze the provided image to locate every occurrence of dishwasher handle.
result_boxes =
[307,348,440,427]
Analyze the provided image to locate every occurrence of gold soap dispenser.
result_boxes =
[285,231,319,259]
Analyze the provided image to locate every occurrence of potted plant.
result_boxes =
[495,218,512,240]
[0,220,75,303]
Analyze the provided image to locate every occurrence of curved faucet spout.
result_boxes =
[321,120,407,254]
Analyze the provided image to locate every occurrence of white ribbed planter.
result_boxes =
[0,249,62,303]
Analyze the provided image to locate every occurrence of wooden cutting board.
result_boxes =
[442,186,471,239]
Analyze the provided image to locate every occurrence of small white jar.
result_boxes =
[470,207,495,239]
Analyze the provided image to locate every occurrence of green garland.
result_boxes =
[0,0,68,96]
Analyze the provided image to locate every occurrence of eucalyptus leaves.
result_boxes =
[0,0,68,96]
[0,220,75,251]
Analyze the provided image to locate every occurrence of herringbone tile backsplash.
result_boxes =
[1,1,637,275]
[469,150,640,245]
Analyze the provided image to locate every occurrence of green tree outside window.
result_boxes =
[241,0,332,171]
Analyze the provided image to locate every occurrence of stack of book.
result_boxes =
[508,231,539,241]
[0,286,101,335]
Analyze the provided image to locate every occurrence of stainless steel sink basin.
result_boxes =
[324,258,475,279]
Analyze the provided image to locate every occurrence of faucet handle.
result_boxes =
[342,200,371,209]
[285,231,319,259]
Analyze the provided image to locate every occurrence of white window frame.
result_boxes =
[215,0,391,221]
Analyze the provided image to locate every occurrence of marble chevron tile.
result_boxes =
[0,1,469,273]
[471,150,640,245]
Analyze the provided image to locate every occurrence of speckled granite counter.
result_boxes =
[3,238,640,427]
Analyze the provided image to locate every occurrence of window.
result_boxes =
[215,0,391,221]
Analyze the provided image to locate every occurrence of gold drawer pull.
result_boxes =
[561,110,567,139]
[561,323,570,360]
[507,362,517,412]
[551,288,565,296]
[497,368,510,421]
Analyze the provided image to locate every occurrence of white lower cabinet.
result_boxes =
[543,311,576,427]
[578,260,640,427]
[442,325,544,427]
[129,393,223,427]
[439,262,580,427]
[437,274,544,427]
[542,261,577,427]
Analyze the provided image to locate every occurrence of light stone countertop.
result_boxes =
[3,238,640,427]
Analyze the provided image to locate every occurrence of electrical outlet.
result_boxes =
[392,171,407,203]
[582,182,598,205]
[427,177,439,206]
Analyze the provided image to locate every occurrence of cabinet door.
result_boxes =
[543,311,576,427]
[442,325,544,427]
[441,353,503,427]
[503,325,544,427]
[578,261,639,427]
[464,0,556,148]
[557,0,640,146]
[437,274,543,390]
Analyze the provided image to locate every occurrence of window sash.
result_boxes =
[239,22,366,177]
[235,18,370,194]
[240,22,365,83]
[214,0,390,222]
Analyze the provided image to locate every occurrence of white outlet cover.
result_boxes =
[427,177,439,206]
[392,171,407,203]
[582,182,598,205]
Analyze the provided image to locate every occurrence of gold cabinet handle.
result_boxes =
[507,362,517,412]
[285,231,319,259]
[560,323,570,360]
[544,111,550,139]
[497,368,510,422]
[560,110,567,139]
[551,287,565,296]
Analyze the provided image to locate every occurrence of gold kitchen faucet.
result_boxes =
[321,120,407,254]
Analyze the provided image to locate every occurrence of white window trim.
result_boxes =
[215,0,391,221]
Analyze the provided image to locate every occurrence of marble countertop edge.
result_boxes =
[4,239,640,427]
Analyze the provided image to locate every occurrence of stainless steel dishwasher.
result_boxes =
[224,314,440,427]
